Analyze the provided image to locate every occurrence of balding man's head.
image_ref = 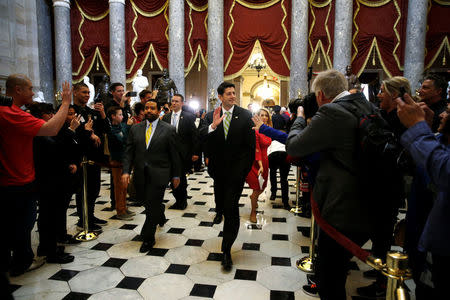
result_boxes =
[6,74,34,106]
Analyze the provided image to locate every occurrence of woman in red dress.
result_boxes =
[246,108,272,222]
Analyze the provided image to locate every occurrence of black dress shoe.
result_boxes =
[159,217,168,227]
[47,253,75,264]
[140,240,155,253]
[213,214,223,224]
[283,203,291,210]
[169,202,187,210]
[91,216,108,226]
[57,234,81,245]
[221,252,233,271]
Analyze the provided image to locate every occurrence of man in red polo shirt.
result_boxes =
[0,74,72,279]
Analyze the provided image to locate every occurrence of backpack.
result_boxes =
[334,99,402,197]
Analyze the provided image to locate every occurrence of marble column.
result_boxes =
[207,0,224,110]
[404,0,428,90]
[109,0,126,85]
[280,80,288,107]
[289,0,308,99]
[37,0,55,102]
[53,0,72,90]
[169,0,185,96]
[333,0,353,74]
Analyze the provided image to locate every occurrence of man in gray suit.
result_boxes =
[122,99,181,253]
[286,70,371,300]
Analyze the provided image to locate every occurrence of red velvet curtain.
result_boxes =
[308,1,335,69]
[71,0,110,83]
[351,0,408,77]
[125,0,168,82]
[184,0,208,74]
[425,1,450,69]
[223,0,291,77]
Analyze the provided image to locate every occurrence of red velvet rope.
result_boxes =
[310,193,370,262]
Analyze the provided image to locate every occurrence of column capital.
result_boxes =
[53,0,70,9]
[109,0,125,4]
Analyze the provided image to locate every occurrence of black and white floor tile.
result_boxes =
[10,168,414,299]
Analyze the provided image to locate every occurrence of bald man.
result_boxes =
[0,74,72,278]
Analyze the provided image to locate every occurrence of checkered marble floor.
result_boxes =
[10,168,414,300]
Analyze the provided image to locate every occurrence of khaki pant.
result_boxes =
[110,161,127,215]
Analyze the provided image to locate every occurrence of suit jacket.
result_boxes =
[123,120,181,192]
[199,106,255,182]
[162,110,199,170]
[286,92,373,233]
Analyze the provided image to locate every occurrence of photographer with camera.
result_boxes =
[286,70,375,300]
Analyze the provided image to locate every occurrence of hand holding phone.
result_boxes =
[125,91,137,97]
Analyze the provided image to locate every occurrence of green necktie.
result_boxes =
[223,111,232,139]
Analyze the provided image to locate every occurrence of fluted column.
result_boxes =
[289,0,308,98]
[169,0,185,96]
[109,0,126,85]
[53,0,72,89]
[207,0,224,109]
[38,0,55,102]
[333,0,353,74]
[404,0,428,90]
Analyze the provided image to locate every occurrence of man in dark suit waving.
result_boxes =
[122,99,181,253]
[162,94,199,210]
[200,82,255,271]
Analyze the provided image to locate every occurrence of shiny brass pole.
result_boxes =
[384,251,410,300]
[75,156,99,241]
[297,214,315,273]
[290,166,302,214]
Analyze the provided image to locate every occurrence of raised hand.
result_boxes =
[211,107,225,130]
[127,117,134,126]
[395,93,426,128]
[61,81,72,105]
[252,115,263,131]
[94,102,106,119]
[70,114,82,131]
[84,116,94,132]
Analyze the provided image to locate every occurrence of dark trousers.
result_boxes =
[268,151,290,204]
[431,254,450,299]
[213,177,245,253]
[193,152,203,171]
[316,228,369,300]
[370,204,399,285]
[75,163,101,221]
[141,184,166,242]
[172,172,187,205]
[37,189,61,256]
[1,183,38,273]
[56,190,75,239]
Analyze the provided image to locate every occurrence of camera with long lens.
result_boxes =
[0,94,13,106]
[289,92,318,120]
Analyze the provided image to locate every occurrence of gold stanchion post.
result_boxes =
[297,213,315,273]
[290,166,302,215]
[75,156,99,241]
[366,251,412,300]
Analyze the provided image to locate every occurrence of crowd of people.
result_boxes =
[1,70,449,299]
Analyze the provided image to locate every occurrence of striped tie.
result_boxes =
[223,111,232,139]
[145,122,152,147]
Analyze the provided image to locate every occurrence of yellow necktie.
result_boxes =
[145,123,152,146]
